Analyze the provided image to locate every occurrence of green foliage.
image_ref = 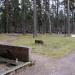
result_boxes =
[0,0,75,34]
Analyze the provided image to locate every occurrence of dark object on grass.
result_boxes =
[35,40,44,45]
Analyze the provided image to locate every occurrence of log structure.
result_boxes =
[0,44,31,62]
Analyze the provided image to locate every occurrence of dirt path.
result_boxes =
[15,52,75,75]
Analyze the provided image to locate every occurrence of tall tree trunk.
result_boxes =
[72,0,75,33]
[21,0,26,34]
[48,14,52,34]
[67,0,71,35]
[33,0,37,37]
[56,0,59,33]
[5,0,9,33]
[47,0,52,34]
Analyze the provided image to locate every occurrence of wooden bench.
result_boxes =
[0,44,31,62]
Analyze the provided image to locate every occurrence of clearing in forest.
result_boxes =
[6,34,75,58]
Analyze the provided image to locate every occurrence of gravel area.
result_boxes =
[15,52,75,75]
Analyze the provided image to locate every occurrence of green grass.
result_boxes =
[0,34,8,40]
[9,34,75,58]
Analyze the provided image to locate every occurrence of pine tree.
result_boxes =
[36,0,42,33]
[13,0,21,32]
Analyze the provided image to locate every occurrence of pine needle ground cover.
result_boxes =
[10,34,75,58]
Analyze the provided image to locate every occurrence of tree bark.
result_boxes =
[33,0,37,37]
[67,0,71,35]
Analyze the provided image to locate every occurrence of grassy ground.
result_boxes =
[8,34,75,58]
[0,34,8,40]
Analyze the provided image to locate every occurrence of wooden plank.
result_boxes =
[1,62,31,75]
[0,44,32,62]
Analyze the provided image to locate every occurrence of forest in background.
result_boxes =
[0,0,75,36]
